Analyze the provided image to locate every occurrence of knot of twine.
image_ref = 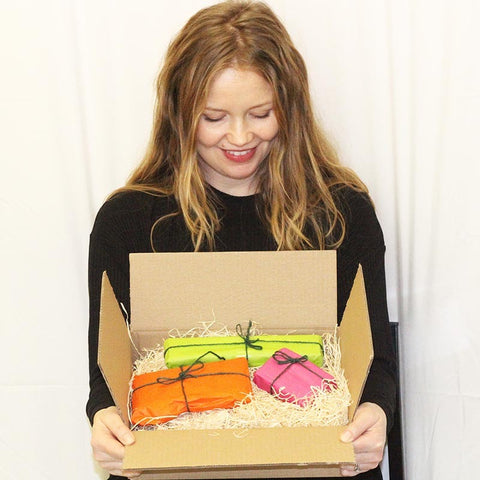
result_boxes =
[236,320,262,359]
[154,360,206,386]
[269,349,328,397]
[273,350,308,365]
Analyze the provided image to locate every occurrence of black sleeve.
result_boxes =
[357,243,397,431]
[85,192,153,425]
[336,189,397,432]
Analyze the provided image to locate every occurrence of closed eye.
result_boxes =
[252,110,272,119]
[202,114,225,122]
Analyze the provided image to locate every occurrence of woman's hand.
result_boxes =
[339,402,387,476]
[91,406,141,479]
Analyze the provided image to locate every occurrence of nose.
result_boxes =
[226,119,254,147]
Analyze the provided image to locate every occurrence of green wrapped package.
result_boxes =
[164,324,324,368]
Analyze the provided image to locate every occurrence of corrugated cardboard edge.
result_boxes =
[98,271,132,423]
[133,465,341,479]
[338,265,374,421]
[124,427,353,477]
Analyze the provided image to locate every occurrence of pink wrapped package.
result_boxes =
[253,348,336,406]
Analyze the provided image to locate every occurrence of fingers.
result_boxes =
[340,460,380,477]
[340,402,384,443]
[91,406,141,477]
[126,472,142,479]
[98,406,135,445]
[340,464,360,477]
[339,402,387,477]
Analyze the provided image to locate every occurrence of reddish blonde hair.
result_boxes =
[119,0,367,250]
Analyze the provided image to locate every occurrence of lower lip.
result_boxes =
[223,148,256,163]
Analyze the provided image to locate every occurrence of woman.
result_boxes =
[87,1,397,479]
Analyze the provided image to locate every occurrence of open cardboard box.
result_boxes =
[98,250,373,478]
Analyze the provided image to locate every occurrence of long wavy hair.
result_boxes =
[118,0,367,251]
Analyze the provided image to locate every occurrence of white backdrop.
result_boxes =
[1,1,479,479]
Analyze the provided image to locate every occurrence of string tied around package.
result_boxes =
[163,321,324,368]
[132,351,250,413]
[152,361,205,386]
[236,320,262,359]
[273,350,309,365]
[130,329,350,430]
[269,350,331,396]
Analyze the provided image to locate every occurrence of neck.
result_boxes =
[206,178,258,197]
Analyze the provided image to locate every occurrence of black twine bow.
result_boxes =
[132,350,249,413]
[273,350,309,365]
[236,320,263,360]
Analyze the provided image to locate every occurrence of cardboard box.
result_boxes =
[98,251,373,478]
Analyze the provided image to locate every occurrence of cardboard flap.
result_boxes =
[338,266,373,421]
[124,426,354,471]
[98,271,132,422]
[129,251,337,349]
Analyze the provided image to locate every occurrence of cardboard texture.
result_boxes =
[129,251,338,351]
[124,426,352,476]
[133,466,344,479]
[337,267,374,420]
[98,273,132,423]
[98,250,373,478]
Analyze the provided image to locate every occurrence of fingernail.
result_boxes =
[123,433,135,445]
[341,430,353,442]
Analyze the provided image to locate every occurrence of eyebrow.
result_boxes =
[204,102,273,112]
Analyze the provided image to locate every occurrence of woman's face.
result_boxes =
[196,67,279,196]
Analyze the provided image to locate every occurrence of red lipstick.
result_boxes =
[222,148,256,162]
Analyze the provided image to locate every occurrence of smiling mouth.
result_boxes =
[222,148,256,162]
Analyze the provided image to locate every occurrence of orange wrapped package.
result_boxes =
[131,353,252,426]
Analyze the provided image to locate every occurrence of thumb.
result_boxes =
[340,427,354,443]
[103,410,135,446]
[340,408,371,443]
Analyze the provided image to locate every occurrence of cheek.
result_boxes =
[259,119,279,141]
[196,125,223,148]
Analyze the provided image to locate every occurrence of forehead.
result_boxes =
[205,68,273,108]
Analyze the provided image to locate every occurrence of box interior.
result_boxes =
[98,250,373,477]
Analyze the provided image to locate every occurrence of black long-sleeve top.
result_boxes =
[87,186,397,480]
